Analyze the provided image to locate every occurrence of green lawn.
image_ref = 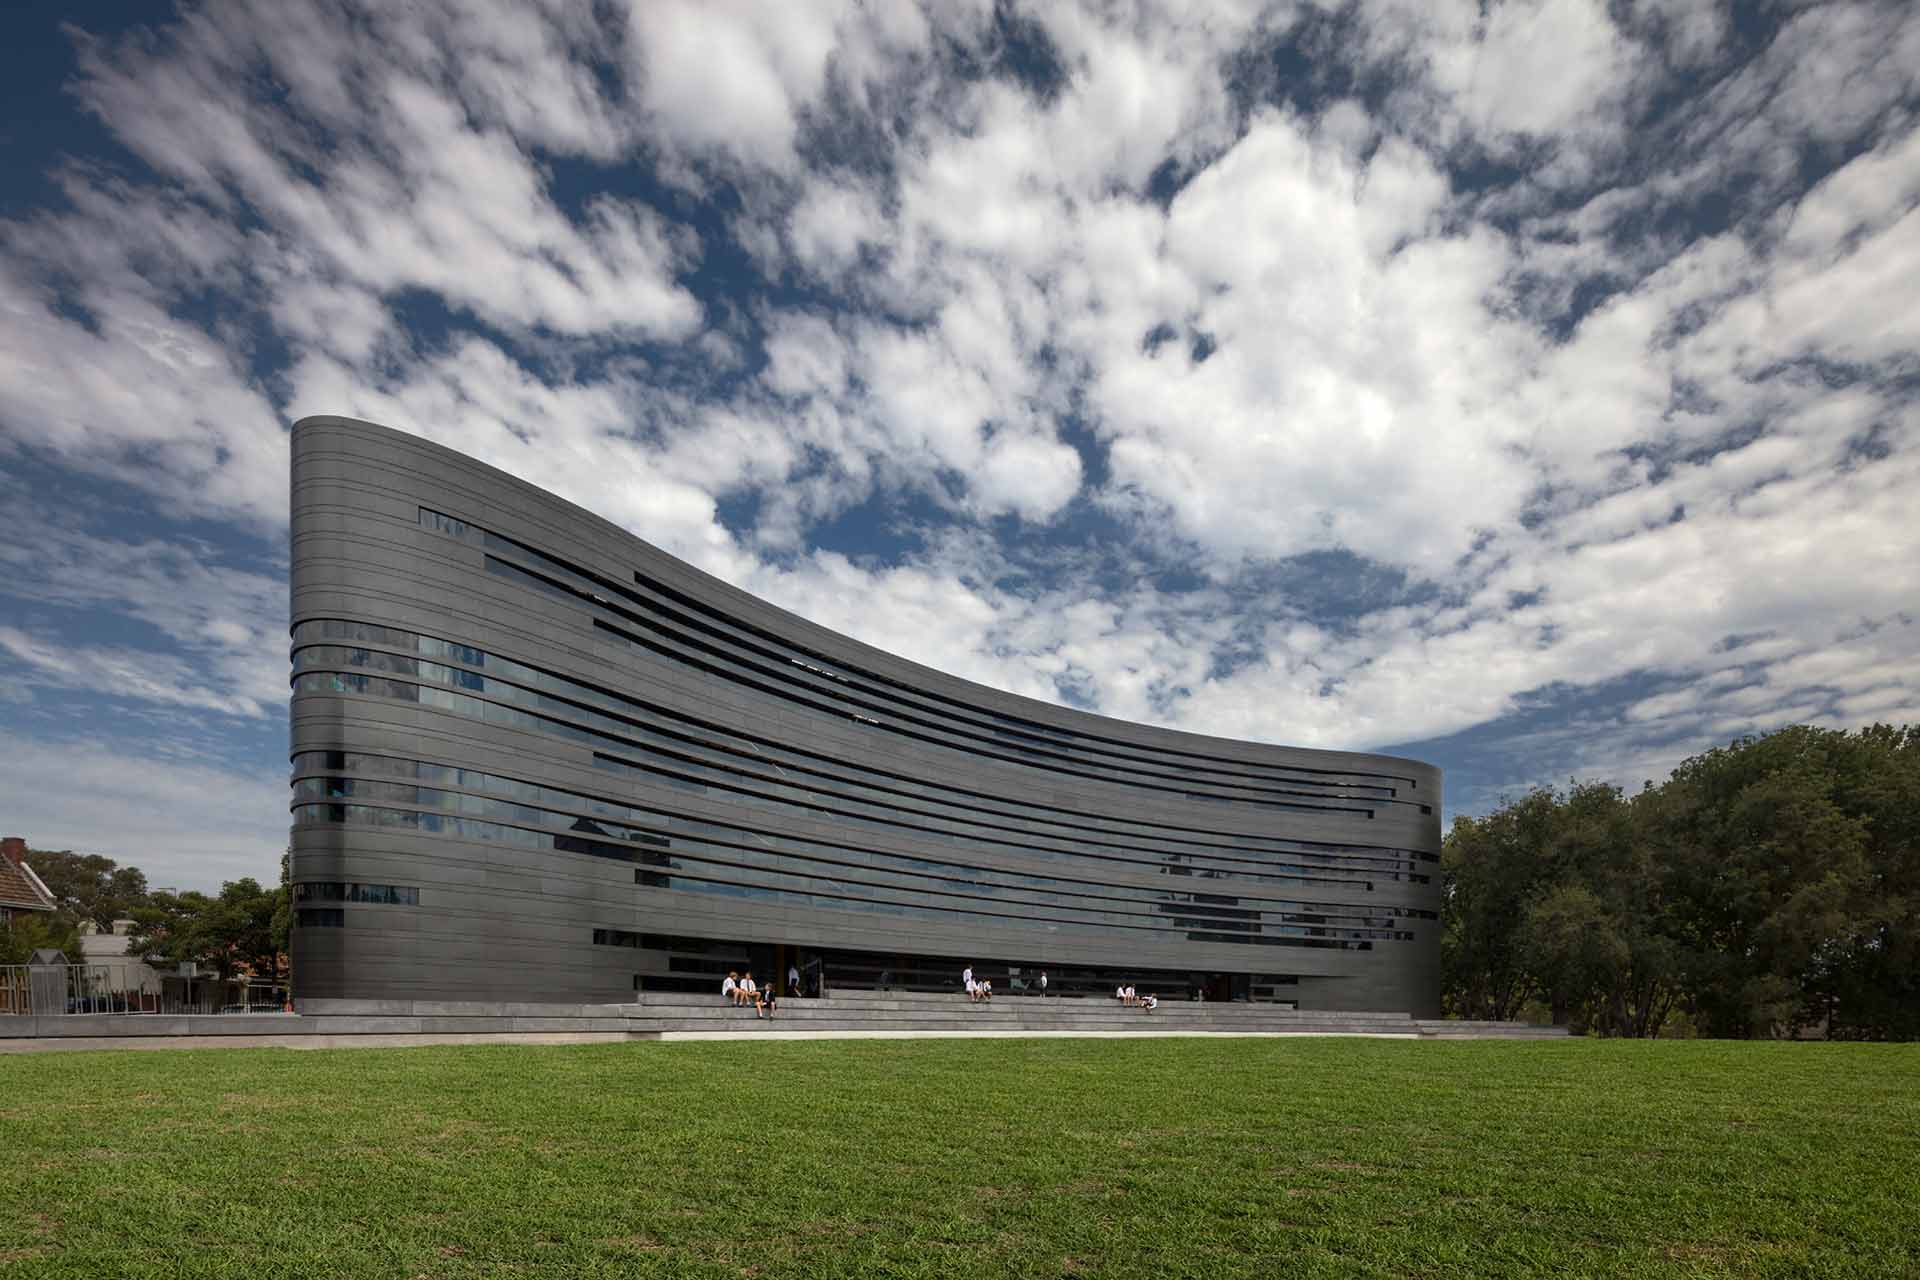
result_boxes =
[1,1038,1915,1278]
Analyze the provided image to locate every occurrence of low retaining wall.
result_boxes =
[0,1000,645,1051]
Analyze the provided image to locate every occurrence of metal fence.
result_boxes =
[0,963,288,1017]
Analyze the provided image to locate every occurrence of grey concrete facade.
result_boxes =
[290,416,1444,1014]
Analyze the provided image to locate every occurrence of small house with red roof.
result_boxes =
[1,836,59,930]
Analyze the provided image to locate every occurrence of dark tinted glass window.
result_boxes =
[294,882,419,906]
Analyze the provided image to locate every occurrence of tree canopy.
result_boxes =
[3,847,289,986]
[1442,723,1920,1039]
[126,876,286,982]
[20,849,150,931]
[0,911,83,967]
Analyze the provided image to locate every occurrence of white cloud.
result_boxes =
[286,339,754,577]
[1090,116,1536,574]
[0,258,288,526]
[69,1,705,339]
[1431,0,1641,142]
[625,0,954,176]
[0,626,267,718]
[787,177,890,279]
[0,738,288,890]
[0,507,289,712]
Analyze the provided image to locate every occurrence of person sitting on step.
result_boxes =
[722,971,740,1005]
[756,983,778,1019]
[737,971,758,1008]
[1141,993,1158,1013]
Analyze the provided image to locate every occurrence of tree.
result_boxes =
[0,912,83,967]
[1650,726,1884,1037]
[1448,780,1686,1035]
[269,850,296,999]
[1528,781,1686,1037]
[17,849,148,931]
[126,878,285,982]
[1441,788,1560,1020]
[1444,723,1918,1039]
[1797,723,1920,1039]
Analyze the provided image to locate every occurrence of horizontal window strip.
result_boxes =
[289,670,1413,888]
[292,801,1397,948]
[293,802,648,864]
[293,881,419,906]
[588,749,1425,885]
[292,765,1432,927]
[290,755,1438,918]
[587,604,1391,811]
[414,505,1416,796]
[290,626,1434,869]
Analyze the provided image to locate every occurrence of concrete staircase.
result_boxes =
[625,989,1568,1039]
[3,991,1567,1049]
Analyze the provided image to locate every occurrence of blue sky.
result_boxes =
[1,1,1916,890]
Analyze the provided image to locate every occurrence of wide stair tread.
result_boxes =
[622,996,1558,1038]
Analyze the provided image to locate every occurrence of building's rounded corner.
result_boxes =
[291,413,369,434]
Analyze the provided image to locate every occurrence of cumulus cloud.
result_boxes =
[0,499,289,714]
[71,3,704,339]
[0,737,288,888]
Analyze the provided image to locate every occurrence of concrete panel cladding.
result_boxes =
[290,417,1443,1014]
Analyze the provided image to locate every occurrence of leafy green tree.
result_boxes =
[127,878,285,982]
[1536,782,1686,1037]
[1797,724,1920,1039]
[272,850,292,964]
[19,849,149,931]
[1441,788,1561,1020]
[0,912,84,967]
[1650,726,1884,1037]
[1446,724,1918,1039]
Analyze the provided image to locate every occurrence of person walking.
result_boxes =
[1037,970,1048,998]
[788,963,801,998]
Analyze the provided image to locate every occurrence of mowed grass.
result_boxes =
[1,1038,1916,1278]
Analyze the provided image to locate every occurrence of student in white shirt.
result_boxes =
[1141,993,1158,1013]
[722,971,740,1004]
[1115,984,1128,1004]
[979,979,992,1001]
[738,972,758,1005]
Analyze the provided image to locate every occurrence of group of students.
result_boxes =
[721,970,778,1018]
[961,965,994,1001]
[1115,984,1159,1012]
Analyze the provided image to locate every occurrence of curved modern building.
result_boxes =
[290,417,1442,1014]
